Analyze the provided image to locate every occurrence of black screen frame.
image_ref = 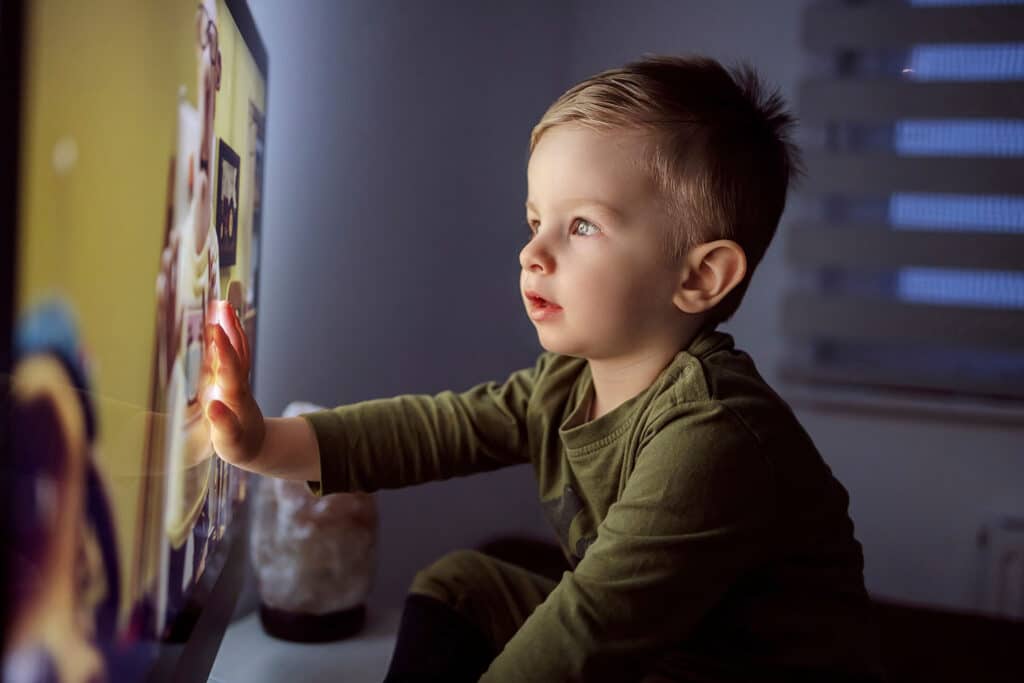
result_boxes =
[0,0,26,657]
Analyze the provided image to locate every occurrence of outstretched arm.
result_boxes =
[300,354,549,495]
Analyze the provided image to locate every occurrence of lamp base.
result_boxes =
[258,602,367,643]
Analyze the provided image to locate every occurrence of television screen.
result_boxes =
[2,1,268,680]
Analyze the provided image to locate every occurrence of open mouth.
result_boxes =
[525,291,562,311]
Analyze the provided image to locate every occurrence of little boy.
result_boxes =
[203,55,884,682]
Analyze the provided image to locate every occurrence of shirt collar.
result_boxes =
[685,325,734,360]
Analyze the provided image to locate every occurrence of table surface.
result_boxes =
[208,607,400,683]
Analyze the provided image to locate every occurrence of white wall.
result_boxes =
[246,0,1024,615]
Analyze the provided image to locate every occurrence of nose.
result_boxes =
[519,232,555,274]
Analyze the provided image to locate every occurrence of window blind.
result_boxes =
[783,0,1024,403]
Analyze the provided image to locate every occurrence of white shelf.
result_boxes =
[208,607,400,683]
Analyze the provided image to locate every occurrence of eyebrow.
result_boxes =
[525,199,625,222]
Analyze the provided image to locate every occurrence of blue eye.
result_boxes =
[572,219,600,237]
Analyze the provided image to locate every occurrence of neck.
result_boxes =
[586,325,705,421]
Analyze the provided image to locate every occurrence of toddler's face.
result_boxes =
[521,124,686,360]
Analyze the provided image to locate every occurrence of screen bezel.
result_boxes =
[0,0,26,657]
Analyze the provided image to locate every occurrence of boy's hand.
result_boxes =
[204,300,265,468]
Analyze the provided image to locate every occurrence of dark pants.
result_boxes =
[383,546,886,683]
[384,549,558,682]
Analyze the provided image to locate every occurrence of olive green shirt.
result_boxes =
[302,328,882,681]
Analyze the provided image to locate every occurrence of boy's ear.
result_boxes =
[672,240,747,315]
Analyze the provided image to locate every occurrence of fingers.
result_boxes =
[219,300,250,372]
[233,304,251,372]
[217,302,245,372]
[208,323,246,396]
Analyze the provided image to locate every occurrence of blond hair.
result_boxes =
[530,55,803,324]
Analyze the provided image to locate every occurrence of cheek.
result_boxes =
[574,252,648,302]
[592,266,670,324]
[562,269,632,327]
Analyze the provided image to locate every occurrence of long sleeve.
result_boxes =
[481,405,775,682]
[302,354,551,495]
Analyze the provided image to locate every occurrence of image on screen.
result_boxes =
[2,1,267,680]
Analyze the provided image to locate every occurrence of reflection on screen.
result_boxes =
[3,1,266,680]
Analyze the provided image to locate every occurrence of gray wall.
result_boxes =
[246,0,1024,615]
[244,0,571,611]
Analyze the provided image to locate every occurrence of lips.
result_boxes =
[524,289,563,322]
[524,289,561,310]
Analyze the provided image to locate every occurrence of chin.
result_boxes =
[535,330,586,357]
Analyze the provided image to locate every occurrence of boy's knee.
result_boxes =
[409,549,491,608]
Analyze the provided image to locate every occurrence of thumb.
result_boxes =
[207,399,242,447]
